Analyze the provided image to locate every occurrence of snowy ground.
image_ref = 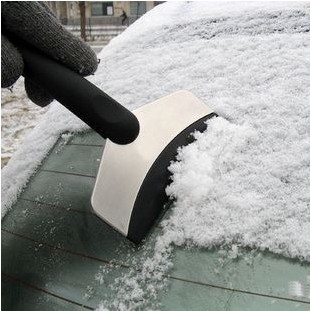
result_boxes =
[2,2,310,310]
[1,78,48,167]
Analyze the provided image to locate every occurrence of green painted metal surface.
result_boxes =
[2,130,310,310]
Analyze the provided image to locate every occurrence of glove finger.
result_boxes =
[24,77,53,107]
[2,2,98,76]
[1,34,24,88]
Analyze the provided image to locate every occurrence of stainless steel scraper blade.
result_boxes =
[91,90,215,243]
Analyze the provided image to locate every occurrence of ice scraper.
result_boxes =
[15,40,216,244]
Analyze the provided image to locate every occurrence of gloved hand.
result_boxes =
[1,1,98,107]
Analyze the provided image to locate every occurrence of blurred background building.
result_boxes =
[46,1,163,45]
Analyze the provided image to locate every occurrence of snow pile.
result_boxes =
[166,116,310,259]
[1,1,310,309]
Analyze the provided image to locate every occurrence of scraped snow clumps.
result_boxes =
[166,117,310,259]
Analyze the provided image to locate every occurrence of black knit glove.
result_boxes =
[1,1,98,107]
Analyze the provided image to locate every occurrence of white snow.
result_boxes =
[1,78,48,167]
[1,1,310,310]
[1,97,88,216]
[94,2,310,310]
[94,0,310,260]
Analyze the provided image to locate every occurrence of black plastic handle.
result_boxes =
[11,37,140,145]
